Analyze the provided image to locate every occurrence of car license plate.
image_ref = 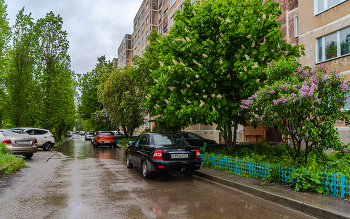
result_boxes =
[104,141,111,143]
[17,141,30,145]
[171,154,189,158]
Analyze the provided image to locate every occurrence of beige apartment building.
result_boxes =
[299,0,350,143]
[117,34,132,67]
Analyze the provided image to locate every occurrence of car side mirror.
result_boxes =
[127,141,134,146]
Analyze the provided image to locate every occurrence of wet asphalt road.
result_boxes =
[0,135,316,219]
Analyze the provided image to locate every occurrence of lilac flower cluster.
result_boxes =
[94,108,110,123]
[341,148,348,153]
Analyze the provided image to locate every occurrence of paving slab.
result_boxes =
[195,167,350,219]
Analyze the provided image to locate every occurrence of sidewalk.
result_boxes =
[195,167,350,219]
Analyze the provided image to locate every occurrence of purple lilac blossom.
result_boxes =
[269,90,275,94]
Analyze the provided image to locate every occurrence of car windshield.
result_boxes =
[87,132,94,135]
[153,134,188,146]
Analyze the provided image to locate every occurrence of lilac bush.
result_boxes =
[241,59,350,165]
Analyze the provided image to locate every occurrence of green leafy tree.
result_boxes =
[145,0,304,151]
[98,66,144,138]
[33,11,75,137]
[241,59,350,165]
[78,55,113,131]
[3,7,37,127]
[0,0,10,126]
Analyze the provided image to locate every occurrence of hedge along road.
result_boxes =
[0,135,316,218]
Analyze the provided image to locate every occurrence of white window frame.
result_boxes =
[316,26,350,63]
[158,0,162,6]
[159,11,161,21]
[158,25,162,34]
[164,24,168,33]
[144,119,149,128]
[145,1,149,11]
[294,15,299,37]
[314,0,347,16]
[164,8,168,16]
[171,0,176,7]
[170,14,175,25]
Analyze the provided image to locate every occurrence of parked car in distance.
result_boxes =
[85,131,94,141]
[79,131,86,136]
[0,130,38,159]
[126,133,201,179]
[67,131,73,137]
[92,131,116,148]
[177,132,216,147]
[12,128,55,151]
[112,131,124,139]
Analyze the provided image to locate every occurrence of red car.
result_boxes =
[92,131,116,148]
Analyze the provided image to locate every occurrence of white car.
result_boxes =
[12,128,55,151]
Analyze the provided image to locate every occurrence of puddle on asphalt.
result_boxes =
[56,137,126,162]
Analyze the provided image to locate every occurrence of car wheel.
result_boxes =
[142,161,152,179]
[183,169,194,177]
[24,153,33,159]
[42,142,53,151]
[126,154,133,168]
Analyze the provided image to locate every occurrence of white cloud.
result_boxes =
[5,0,142,74]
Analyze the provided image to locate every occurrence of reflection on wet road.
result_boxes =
[0,135,316,218]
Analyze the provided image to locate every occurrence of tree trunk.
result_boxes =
[222,123,237,152]
[122,125,128,139]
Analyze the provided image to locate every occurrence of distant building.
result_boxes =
[117,34,132,67]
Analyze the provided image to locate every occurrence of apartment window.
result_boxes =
[314,0,346,15]
[146,31,149,39]
[146,16,149,25]
[164,8,168,16]
[142,24,144,31]
[295,15,299,37]
[138,43,140,50]
[138,17,140,25]
[134,23,137,31]
[171,0,176,7]
[170,15,175,25]
[191,0,196,3]
[164,24,168,33]
[138,30,140,37]
[316,26,350,62]
[146,1,149,11]
[142,10,144,18]
[144,119,148,128]
[158,25,162,34]
[131,51,133,57]
[142,37,144,45]
[159,11,162,20]
[159,0,162,5]
[180,4,184,12]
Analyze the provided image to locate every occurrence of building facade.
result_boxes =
[298,0,350,143]
[117,34,132,67]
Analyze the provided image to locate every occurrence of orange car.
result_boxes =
[92,131,116,148]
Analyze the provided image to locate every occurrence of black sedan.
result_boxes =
[177,132,216,147]
[126,133,201,179]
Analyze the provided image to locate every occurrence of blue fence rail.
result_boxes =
[200,154,350,198]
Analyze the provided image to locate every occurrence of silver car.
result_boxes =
[12,128,55,151]
[85,132,94,141]
[0,130,38,159]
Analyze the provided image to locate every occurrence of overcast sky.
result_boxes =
[5,0,142,75]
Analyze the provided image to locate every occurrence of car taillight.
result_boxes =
[152,150,163,160]
[35,139,37,144]
[51,135,55,138]
[98,135,103,138]
[3,139,11,144]
[111,135,115,138]
[195,149,200,159]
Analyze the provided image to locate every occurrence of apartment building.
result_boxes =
[117,34,132,67]
[131,0,159,59]
[298,0,350,143]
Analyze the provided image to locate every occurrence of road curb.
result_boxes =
[194,170,350,219]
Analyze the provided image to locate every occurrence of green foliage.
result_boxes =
[145,0,304,152]
[119,138,133,146]
[98,66,144,138]
[287,168,326,193]
[0,142,8,154]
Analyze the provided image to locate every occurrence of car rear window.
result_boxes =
[100,132,114,136]
[87,132,94,135]
[153,134,187,146]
